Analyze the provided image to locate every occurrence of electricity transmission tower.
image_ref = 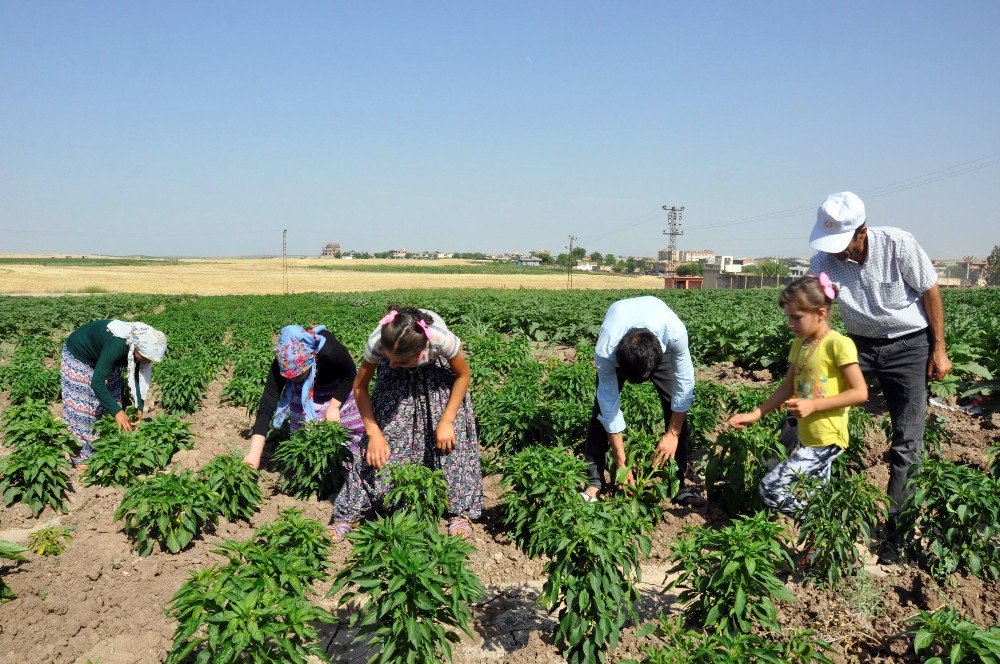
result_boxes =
[662,205,685,273]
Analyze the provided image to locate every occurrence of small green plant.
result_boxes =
[899,456,1000,581]
[615,431,680,527]
[668,511,795,635]
[27,524,75,556]
[198,454,262,521]
[5,341,60,404]
[384,462,450,523]
[252,509,333,585]
[137,413,194,456]
[793,473,887,587]
[271,421,353,499]
[833,407,874,477]
[628,615,834,663]
[0,400,79,455]
[501,444,590,557]
[924,413,951,458]
[165,563,335,664]
[330,510,484,664]
[540,498,647,664]
[705,424,785,515]
[988,444,1000,480]
[0,540,28,602]
[83,431,167,487]
[0,441,72,516]
[688,381,729,453]
[908,606,1000,663]
[115,470,219,556]
[846,571,886,618]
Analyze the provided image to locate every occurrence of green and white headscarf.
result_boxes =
[106,320,168,409]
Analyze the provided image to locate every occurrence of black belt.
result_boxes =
[850,327,928,345]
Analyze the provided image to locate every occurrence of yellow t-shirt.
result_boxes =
[788,329,859,449]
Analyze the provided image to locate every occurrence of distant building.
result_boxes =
[516,255,542,267]
[530,249,551,257]
[574,262,597,272]
[713,256,743,274]
[679,249,715,263]
[321,243,341,258]
[436,252,454,259]
[391,249,408,259]
[657,248,680,262]
[788,265,809,277]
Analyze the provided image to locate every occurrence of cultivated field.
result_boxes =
[0,256,661,295]
[0,289,998,664]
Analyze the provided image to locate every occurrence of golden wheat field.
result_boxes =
[0,257,664,295]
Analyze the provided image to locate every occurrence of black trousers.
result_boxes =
[582,357,690,491]
[851,328,930,518]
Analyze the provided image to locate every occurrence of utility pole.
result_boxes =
[567,235,577,289]
[963,255,975,285]
[662,205,684,273]
[282,229,288,294]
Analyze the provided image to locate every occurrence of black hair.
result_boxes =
[615,328,663,383]
[380,305,434,359]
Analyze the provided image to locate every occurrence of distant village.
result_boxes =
[318,243,991,290]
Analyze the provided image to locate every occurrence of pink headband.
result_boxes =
[416,319,431,339]
[807,272,836,301]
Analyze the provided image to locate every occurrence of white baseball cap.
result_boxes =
[809,191,866,253]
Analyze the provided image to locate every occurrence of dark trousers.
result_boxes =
[582,359,690,491]
[851,329,930,519]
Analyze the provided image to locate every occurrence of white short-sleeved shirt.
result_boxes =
[363,309,461,367]
[810,227,937,339]
[594,296,695,434]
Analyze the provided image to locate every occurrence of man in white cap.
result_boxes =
[809,191,951,564]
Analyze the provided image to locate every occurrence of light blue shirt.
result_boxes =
[594,296,695,434]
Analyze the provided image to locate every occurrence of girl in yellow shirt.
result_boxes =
[729,274,868,515]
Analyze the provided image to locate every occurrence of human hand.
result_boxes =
[115,410,135,431]
[784,398,816,418]
[242,451,261,469]
[325,405,341,423]
[728,409,761,430]
[653,431,679,468]
[927,349,953,381]
[366,432,391,469]
[131,409,143,427]
[436,420,456,454]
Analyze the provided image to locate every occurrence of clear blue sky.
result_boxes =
[2,1,998,259]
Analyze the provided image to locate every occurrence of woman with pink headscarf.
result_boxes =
[243,325,363,469]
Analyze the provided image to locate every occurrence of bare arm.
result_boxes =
[353,361,390,469]
[729,364,795,429]
[435,353,471,453]
[922,284,952,380]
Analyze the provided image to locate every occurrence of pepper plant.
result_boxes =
[198,454,262,522]
[832,407,874,477]
[27,524,75,556]
[271,420,352,499]
[614,431,680,527]
[384,462,450,523]
[900,456,1000,581]
[115,470,219,556]
[0,400,79,455]
[792,473,887,587]
[923,413,951,458]
[330,510,484,664]
[165,562,335,664]
[0,540,28,602]
[908,606,1000,663]
[705,424,785,516]
[628,616,834,664]
[252,508,334,585]
[0,440,72,516]
[540,497,647,664]
[83,431,167,487]
[668,511,795,635]
[138,413,194,458]
[501,444,590,557]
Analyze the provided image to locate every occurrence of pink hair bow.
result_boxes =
[817,272,836,300]
[416,319,431,339]
[379,310,398,325]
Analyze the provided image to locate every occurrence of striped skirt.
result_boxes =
[60,343,121,464]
